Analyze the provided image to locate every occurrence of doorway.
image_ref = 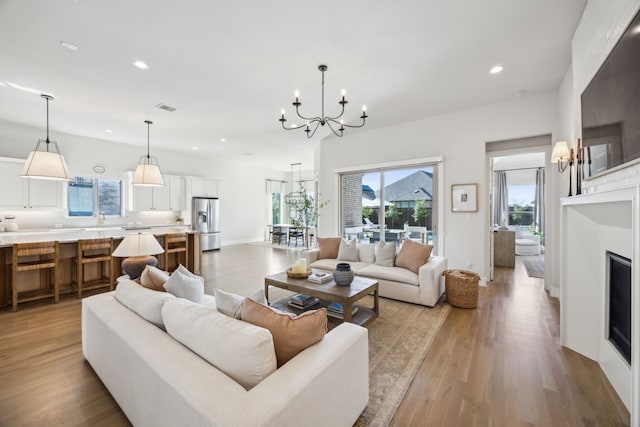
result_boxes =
[486,136,551,284]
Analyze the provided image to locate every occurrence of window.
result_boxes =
[68,177,122,217]
[505,169,536,226]
[340,164,437,250]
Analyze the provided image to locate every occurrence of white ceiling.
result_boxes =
[0,0,586,171]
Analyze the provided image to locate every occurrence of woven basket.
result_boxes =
[442,269,479,309]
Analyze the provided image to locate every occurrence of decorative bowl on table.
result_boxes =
[286,267,312,279]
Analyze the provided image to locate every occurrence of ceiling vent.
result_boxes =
[155,103,176,112]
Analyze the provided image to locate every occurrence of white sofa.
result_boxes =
[303,243,447,307]
[82,284,369,427]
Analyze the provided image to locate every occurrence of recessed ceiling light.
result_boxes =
[220,138,226,142]
[133,60,149,70]
[633,25,640,35]
[490,65,504,74]
[105,129,113,133]
[60,41,78,51]
[192,146,198,150]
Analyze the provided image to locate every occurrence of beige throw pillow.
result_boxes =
[163,268,205,304]
[215,288,266,319]
[139,265,169,292]
[241,298,327,367]
[375,241,396,267]
[337,238,359,262]
[317,237,342,259]
[395,239,433,273]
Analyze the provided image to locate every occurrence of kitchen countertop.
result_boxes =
[0,225,198,248]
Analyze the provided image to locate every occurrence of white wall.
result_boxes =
[317,91,559,281]
[0,119,288,245]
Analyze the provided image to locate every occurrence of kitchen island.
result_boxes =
[0,226,202,309]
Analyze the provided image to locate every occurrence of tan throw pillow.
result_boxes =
[139,265,169,292]
[375,241,396,267]
[241,298,327,367]
[317,237,342,259]
[395,239,433,273]
[337,238,359,262]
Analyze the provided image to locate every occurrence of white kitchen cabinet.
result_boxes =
[0,158,62,210]
[190,178,218,198]
[128,173,184,211]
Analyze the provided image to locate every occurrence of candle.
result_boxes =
[292,258,307,273]
[570,148,575,162]
[587,146,591,163]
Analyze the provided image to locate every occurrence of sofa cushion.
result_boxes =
[358,264,420,286]
[317,237,342,259]
[163,267,205,304]
[215,288,266,319]
[241,298,327,367]
[395,239,433,273]
[140,265,169,292]
[375,242,396,267]
[358,244,376,264]
[162,298,277,390]
[337,239,359,262]
[115,279,176,328]
[310,259,370,274]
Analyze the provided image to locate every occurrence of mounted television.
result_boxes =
[581,8,640,178]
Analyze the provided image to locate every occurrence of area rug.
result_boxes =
[354,297,451,426]
[521,254,544,279]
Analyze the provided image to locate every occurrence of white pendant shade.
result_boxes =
[132,160,164,186]
[20,140,71,181]
[132,120,164,186]
[112,233,164,257]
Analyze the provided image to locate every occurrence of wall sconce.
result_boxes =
[551,140,571,172]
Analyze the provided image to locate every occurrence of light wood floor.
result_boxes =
[0,245,630,426]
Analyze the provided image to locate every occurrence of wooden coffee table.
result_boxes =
[264,271,379,327]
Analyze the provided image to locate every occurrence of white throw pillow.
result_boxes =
[163,268,205,304]
[215,288,266,319]
[162,298,277,390]
[358,244,376,264]
[115,279,175,328]
[375,241,396,267]
[337,238,359,262]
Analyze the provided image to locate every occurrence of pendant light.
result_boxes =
[20,94,71,180]
[132,120,164,186]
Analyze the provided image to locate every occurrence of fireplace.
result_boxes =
[607,251,631,365]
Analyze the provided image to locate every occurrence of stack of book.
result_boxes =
[326,302,358,319]
[307,272,332,284]
[288,293,319,310]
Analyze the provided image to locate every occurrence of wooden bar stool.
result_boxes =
[12,241,59,312]
[163,233,188,273]
[72,238,114,298]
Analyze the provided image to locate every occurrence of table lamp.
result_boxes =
[112,232,164,280]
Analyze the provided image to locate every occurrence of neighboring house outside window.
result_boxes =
[68,176,122,217]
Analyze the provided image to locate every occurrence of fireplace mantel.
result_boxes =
[561,185,639,425]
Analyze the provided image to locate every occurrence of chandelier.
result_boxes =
[279,64,368,138]
[285,162,305,207]
[132,120,165,187]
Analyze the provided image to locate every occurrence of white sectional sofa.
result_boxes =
[303,243,447,307]
[82,282,369,427]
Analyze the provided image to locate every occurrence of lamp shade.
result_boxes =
[551,141,570,163]
[112,233,164,257]
[132,159,164,187]
[20,139,71,180]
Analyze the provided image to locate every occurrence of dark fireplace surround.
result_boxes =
[607,251,632,365]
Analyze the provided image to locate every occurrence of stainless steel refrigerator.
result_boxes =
[192,197,221,250]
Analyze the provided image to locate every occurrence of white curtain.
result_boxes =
[534,167,545,237]
[493,171,508,227]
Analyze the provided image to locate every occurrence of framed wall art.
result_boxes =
[451,183,477,212]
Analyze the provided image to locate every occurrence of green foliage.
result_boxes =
[385,204,402,228]
[412,200,427,225]
[362,206,373,220]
